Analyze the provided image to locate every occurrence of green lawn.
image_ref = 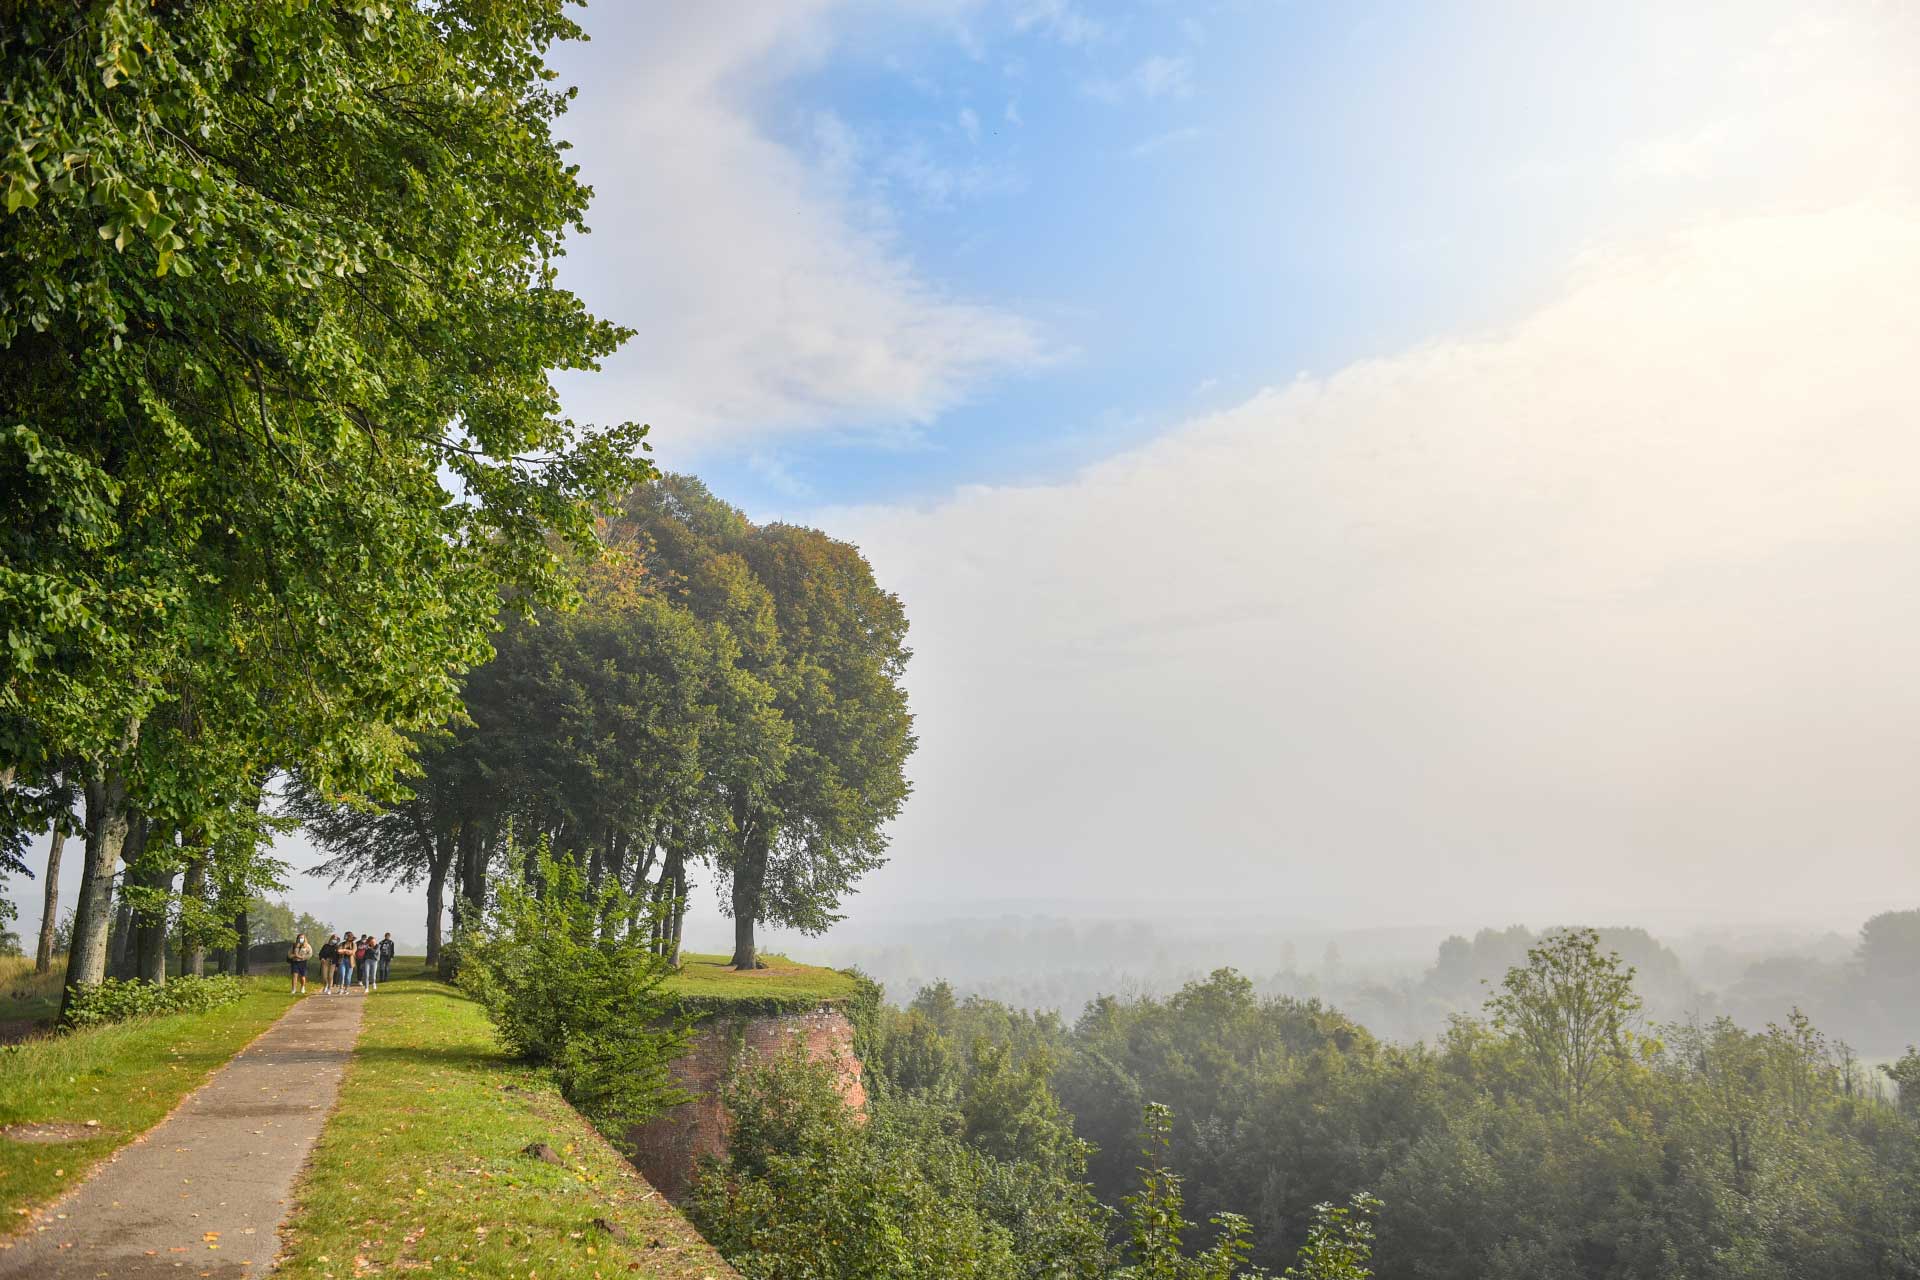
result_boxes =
[662,952,857,1007]
[0,974,290,1218]
[275,963,735,1280]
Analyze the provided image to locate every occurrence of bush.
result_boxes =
[689,1047,1039,1280]
[457,841,690,1137]
[61,974,245,1030]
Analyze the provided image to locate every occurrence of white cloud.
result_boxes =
[1129,126,1204,158]
[547,3,1044,449]
[958,106,982,144]
[826,203,1920,922]
[1011,0,1105,48]
[1085,53,1195,104]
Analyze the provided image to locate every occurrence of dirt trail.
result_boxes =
[0,987,367,1279]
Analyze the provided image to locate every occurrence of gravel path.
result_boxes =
[0,987,368,1279]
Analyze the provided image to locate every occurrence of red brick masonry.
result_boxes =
[626,1004,866,1200]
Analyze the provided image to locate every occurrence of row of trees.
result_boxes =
[2,1,651,1013]
[292,475,915,971]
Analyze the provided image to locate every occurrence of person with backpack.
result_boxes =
[288,933,313,996]
[318,934,341,995]
[377,932,395,983]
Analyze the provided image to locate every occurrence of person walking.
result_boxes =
[287,934,313,996]
[377,932,395,983]
[337,933,357,992]
[359,933,377,991]
[318,934,341,995]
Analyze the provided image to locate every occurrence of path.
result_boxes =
[0,987,368,1279]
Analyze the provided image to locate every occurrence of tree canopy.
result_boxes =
[299,474,915,972]
[1,0,651,1005]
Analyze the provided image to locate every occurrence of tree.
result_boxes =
[1884,1046,1920,1116]
[1116,1104,1264,1280]
[1282,1195,1380,1280]
[1,1,651,1010]
[1485,927,1641,1118]
[723,521,915,969]
[33,770,77,971]
[246,897,298,946]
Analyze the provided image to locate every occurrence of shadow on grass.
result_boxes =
[346,1041,520,1071]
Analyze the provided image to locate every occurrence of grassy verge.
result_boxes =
[663,952,856,1014]
[275,963,735,1280]
[0,974,289,1218]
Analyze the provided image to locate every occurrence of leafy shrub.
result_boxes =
[689,1046,1043,1280]
[61,974,244,1029]
[457,841,690,1136]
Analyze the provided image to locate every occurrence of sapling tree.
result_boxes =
[1485,927,1642,1118]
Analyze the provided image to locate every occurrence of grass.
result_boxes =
[0,955,68,1028]
[0,973,290,1218]
[274,963,736,1280]
[661,952,857,1012]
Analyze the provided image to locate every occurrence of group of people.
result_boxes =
[285,930,394,996]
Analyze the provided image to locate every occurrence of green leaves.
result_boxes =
[2,0,652,833]
[457,839,690,1135]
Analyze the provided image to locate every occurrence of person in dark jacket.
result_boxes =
[377,933,395,982]
[318,935,341,995]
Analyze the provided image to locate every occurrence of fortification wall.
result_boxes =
[626,1003,865,1201]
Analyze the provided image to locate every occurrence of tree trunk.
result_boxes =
[108,893,135,978]
[131,824,174,985]
[729,827,766,970]
[730,908,757,972]
[108,817,150,974]
[61,761,134,1017]
[135,863,175,985]
[35,820,66,974]
[626,835,659,938]
[588,827,611,892]
[180,849,208,977]
[667,853,688,969]
[424,831,451,967]
[233,905,251,975]
[460,821,487,919]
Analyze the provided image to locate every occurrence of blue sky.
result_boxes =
[545,0,1902,512]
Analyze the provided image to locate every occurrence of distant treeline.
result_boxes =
[813,909,1920,1056]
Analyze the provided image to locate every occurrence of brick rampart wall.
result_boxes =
[625,1004,865,1201]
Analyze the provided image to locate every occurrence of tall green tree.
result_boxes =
[725,521,915,969]
[0,1,651,1009]
[1484,927,1642,1118]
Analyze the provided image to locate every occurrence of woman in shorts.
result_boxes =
[288,933,313,995]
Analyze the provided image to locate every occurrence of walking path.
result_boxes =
[0,988,367,1279]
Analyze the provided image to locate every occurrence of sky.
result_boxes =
[11,0,1920,952]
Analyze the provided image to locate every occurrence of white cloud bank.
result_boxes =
[832,203,1920,923]
[548,3,1043,447]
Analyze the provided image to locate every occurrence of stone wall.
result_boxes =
[626,1003,866,1201]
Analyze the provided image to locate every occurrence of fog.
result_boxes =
[814,205,1920,933]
